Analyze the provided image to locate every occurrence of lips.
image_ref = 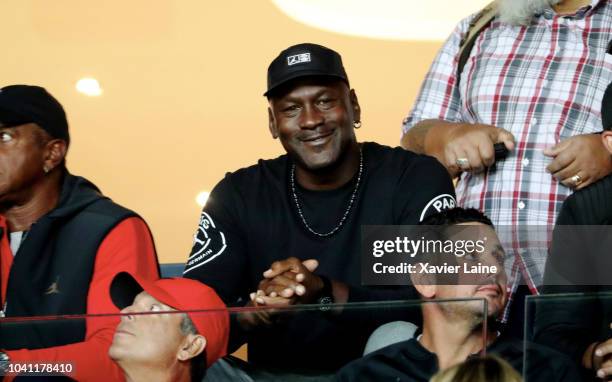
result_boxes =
[476,284,501,295]
[114,327,134,337]
[300,130,334,143]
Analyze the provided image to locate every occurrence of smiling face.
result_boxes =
[109,291,187,367]
[268,77,360,172]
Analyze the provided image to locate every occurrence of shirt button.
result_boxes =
[531,117,538,125]
[518,201,526,210]
[522,158,530,167]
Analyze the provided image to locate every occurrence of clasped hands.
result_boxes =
[237,257,324,330]
[252,257,323,306]
[589,323,612,379]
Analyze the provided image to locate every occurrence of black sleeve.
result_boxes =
[183,174,249,306]
[347,156,455,304]
[536,196,599,365]
[533,287,598,365]
[394,155,457,224]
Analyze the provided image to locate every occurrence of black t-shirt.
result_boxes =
[336,335,582,382]
[184,142,456,370]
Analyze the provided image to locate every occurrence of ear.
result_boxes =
[410,269,436,299]
[349,89,361,126]
[177,334,206,362]
[268,106,278,139]
[43,139,67,173]
[602,131,612,155]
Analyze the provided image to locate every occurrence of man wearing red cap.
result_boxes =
[108,272,229,382]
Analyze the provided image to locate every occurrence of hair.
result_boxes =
[430,355,523,382]
[415,208,496,286]
[180,314,207,382]
[420,207,493,228]
[498,0,562,26]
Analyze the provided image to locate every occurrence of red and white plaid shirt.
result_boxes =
[403,0,612,299]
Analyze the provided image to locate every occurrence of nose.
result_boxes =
[120,305,134,321]
[299,104,324,130]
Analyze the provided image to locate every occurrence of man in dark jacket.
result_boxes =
[0,85,159,381]
[535,81,612,380]
[337,208,581,382]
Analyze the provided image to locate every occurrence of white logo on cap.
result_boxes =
[287,53,311,66]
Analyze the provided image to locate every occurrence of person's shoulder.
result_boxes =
[523,340,583,379]
[364,142,445,170]
[558,174,612,225]
[64,177,139,221]
[82,198,141,226]
[494,337,582,381]
[365,142,451,185]
[336,339,427,381]
[220,154,288,185]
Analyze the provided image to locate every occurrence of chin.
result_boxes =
[108,344,123,361]
[296,151,338,172]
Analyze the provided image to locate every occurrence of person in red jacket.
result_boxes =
[0,85,159,381]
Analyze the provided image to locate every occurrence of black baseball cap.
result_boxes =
[264,43,349,97]
[603,82,612,131]
[0,85,70,144]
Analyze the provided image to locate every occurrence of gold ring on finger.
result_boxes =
[570,174,582,186]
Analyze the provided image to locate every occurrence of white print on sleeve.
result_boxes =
[184,212,227,274]
[419,194,457,222]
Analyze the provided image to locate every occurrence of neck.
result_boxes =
[553,0,591,13]
[420,308,496,370]
[122,363,189,382]
[0,171,62,232]
[295,143,360,191]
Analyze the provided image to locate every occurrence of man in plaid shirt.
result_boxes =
[402,0,612,324]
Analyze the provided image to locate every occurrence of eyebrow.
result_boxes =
[279,87,336,103]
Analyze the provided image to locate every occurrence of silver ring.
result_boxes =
[455,158,469,168]
[570,174,582,186]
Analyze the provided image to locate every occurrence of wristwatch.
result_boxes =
[316,276,334,311]
[0,351,10,374]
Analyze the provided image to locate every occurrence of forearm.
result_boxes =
[402,119,462,176]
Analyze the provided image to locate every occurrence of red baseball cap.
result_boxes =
[110,272,229,367]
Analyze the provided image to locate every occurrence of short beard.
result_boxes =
[498,0,562,26]
[439,301,488,331]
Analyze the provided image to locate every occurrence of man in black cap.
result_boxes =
[0,85,159,381]
[535,82,612,380]
[184,43,457,376]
